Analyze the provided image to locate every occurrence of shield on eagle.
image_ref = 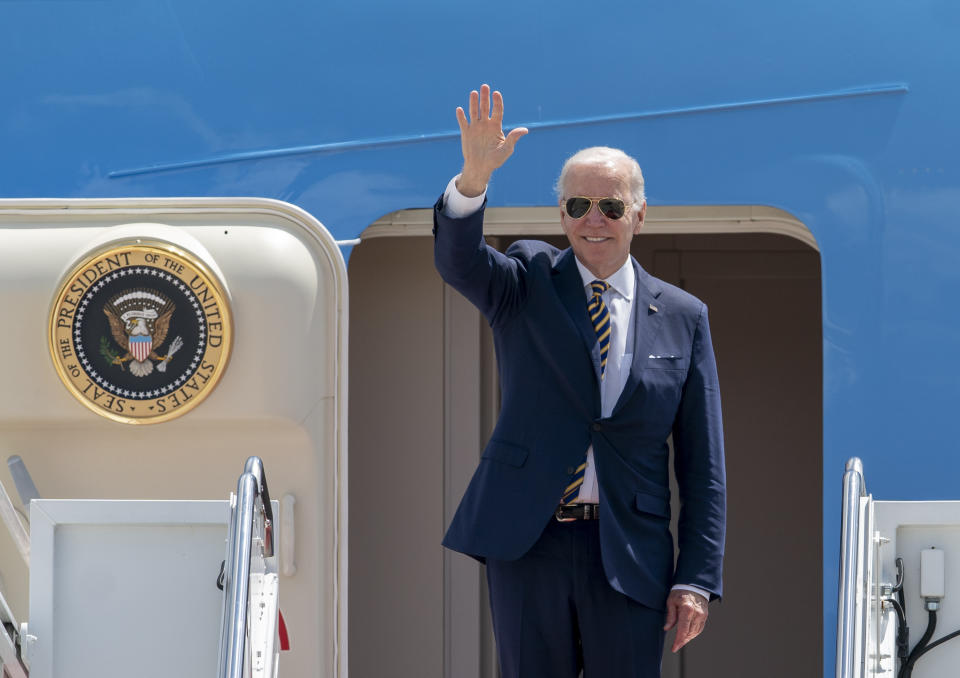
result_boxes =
[129,335,153,362]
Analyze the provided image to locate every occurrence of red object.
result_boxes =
[278,609,291,651]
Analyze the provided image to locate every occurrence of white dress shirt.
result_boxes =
[572,256,634,504]
[442,176,708,601]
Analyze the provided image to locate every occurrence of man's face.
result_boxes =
[559,159,646,280]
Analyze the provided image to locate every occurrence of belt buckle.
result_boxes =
[555,505,577,522]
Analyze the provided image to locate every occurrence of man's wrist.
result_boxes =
[442,175,486,219]
[456,168,491,197]
[671,584,710,601]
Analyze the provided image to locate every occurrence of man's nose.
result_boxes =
[584,203,606,225]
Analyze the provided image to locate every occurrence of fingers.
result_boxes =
[479,83,491,120]
[671,616,698,653]
[464,84,502,124]
[455,107,468,134]
[468,89,479,124]
[460,85,520,128]
[491,89,504,123]
[663,597,678,631]
[672,618,707,653]
[664,590,708,653]
[504,126,528,151]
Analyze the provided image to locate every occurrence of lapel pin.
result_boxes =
[649,304,658,313]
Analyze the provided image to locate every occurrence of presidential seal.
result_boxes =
[49,241,232,424]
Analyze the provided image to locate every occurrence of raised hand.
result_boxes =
[456,84,528,197]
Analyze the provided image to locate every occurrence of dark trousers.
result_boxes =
[486,518,666,678]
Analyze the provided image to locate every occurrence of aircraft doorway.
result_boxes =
[349,208,822,678]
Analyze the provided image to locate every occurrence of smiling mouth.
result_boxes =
[584,237,609,242]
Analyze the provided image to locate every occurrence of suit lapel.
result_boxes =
[553,249,601,362]
[613,259,664,415]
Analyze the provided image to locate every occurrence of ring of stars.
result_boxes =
[72,266,207,400]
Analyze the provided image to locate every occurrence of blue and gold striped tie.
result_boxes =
[587,280,612,379]
[561,279,611,505]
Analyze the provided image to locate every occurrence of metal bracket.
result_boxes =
[18,623,35,672]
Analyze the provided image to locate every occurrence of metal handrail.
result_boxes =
[217,456,273,678]
[0,476,28,566]
[242,456,275,558]
[836,457,866,678]
[0,585,27,678]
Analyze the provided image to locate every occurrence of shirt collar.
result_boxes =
[573,256,635,301]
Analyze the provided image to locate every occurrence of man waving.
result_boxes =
[435,84,726,678]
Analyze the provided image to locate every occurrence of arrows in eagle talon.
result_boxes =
[156,336,184,373]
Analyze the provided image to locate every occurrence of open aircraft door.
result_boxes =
[838,459,960,678]
[0,198,348,677]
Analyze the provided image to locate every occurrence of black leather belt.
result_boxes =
[555,503,599,521]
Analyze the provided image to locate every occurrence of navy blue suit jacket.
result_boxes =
[435,200,726,611]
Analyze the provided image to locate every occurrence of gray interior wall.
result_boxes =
[647,234,823,678]
[348,237,446,678]
[348,231,822,678]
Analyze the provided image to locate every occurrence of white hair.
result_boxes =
[554,146,645,204]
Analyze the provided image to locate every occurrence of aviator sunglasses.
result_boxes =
[564,196,629,220]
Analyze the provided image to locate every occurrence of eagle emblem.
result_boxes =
[102,288,184,377]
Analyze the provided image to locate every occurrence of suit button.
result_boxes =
[566,466,575,475]
[591,422,602,432]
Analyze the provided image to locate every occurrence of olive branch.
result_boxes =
[99,336,123,370]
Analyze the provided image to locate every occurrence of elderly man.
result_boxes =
[435,85,726,677]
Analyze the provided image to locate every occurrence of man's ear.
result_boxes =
[634,201,647,235]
